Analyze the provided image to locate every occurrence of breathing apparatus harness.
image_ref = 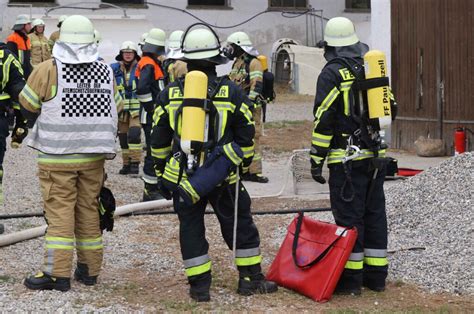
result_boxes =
[326,56,390,202]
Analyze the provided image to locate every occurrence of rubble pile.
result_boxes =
[386,152,473,294]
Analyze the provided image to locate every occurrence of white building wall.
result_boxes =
[370,0,391,76]
[1,0,371,65]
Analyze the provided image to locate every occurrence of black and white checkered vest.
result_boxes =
[27,59,118,154]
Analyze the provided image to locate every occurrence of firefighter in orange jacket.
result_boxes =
[136,28,167,201]
[6,14,32,80]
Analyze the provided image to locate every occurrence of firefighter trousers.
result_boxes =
[249,106,263,175]
[328,158,388,290]
[173,181,262,284]
[141,112,156,184]
[118,112,142,165]
[38,165,104,278]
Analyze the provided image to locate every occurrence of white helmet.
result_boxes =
[139,32,148,47]
[121,41,138,52]
[31,19,45,29]
[12,14,31,31]
[324,17,359,47]
[59,15,95,44]
[182,25,227,64]
[145,28,166,46]
[226,31,259,57]
[166,30,184,59]
[57,15,68,27]
[142,28,166,55]
[94,30,102,44]
[116,41,139,61]
[227,31,252,46]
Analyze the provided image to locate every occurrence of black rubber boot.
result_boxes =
[334,271,362,296]
[24,272,71,292]
[189,272,211,302]
[241,173,269,183]
[119,164,131,175]
[237,264,278,296]
[74,263,98,286]
[237,274,278,296]
[129,162,139,176]
[142,183,163,202]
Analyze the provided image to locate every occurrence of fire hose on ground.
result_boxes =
[0,199,331,247]
[0,152,332,247]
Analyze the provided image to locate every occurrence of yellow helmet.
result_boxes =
[324,17,359,47]
[59,15,95,44]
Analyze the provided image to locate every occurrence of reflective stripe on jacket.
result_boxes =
[25,58,118,154]
[151,77,255,184]
[111,61,140,114]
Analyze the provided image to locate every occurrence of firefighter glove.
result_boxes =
[311,164,326,184]
[157,178,173,200]
[11,120,28,148]
[98,186,116,232]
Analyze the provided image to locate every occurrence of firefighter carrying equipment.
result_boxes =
[98,186,115,232]
[363,50,391,131]
[163,70,245,205]
[180,70,208,170]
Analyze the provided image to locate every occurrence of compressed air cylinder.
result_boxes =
[180,71,208,167]
[257,55,268,71]
[364,50,391,130]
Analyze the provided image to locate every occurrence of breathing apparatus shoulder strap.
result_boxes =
[326,57,379,154]
[172,76,227,183]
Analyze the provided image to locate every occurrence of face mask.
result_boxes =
[222,44,235,60]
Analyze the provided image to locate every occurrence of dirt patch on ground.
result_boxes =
[262,120,313,154]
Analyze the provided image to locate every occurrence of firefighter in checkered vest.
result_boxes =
[19,15,121,292]
[111,41,142,176]
[225,32,268,183]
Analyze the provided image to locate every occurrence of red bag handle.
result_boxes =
[292,212,350,269]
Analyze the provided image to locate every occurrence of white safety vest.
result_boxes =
[27,59,118,154]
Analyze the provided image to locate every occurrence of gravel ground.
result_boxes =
[385,152,473,294]
[1,100,473,310]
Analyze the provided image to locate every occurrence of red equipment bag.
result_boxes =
[266,212,357,302]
